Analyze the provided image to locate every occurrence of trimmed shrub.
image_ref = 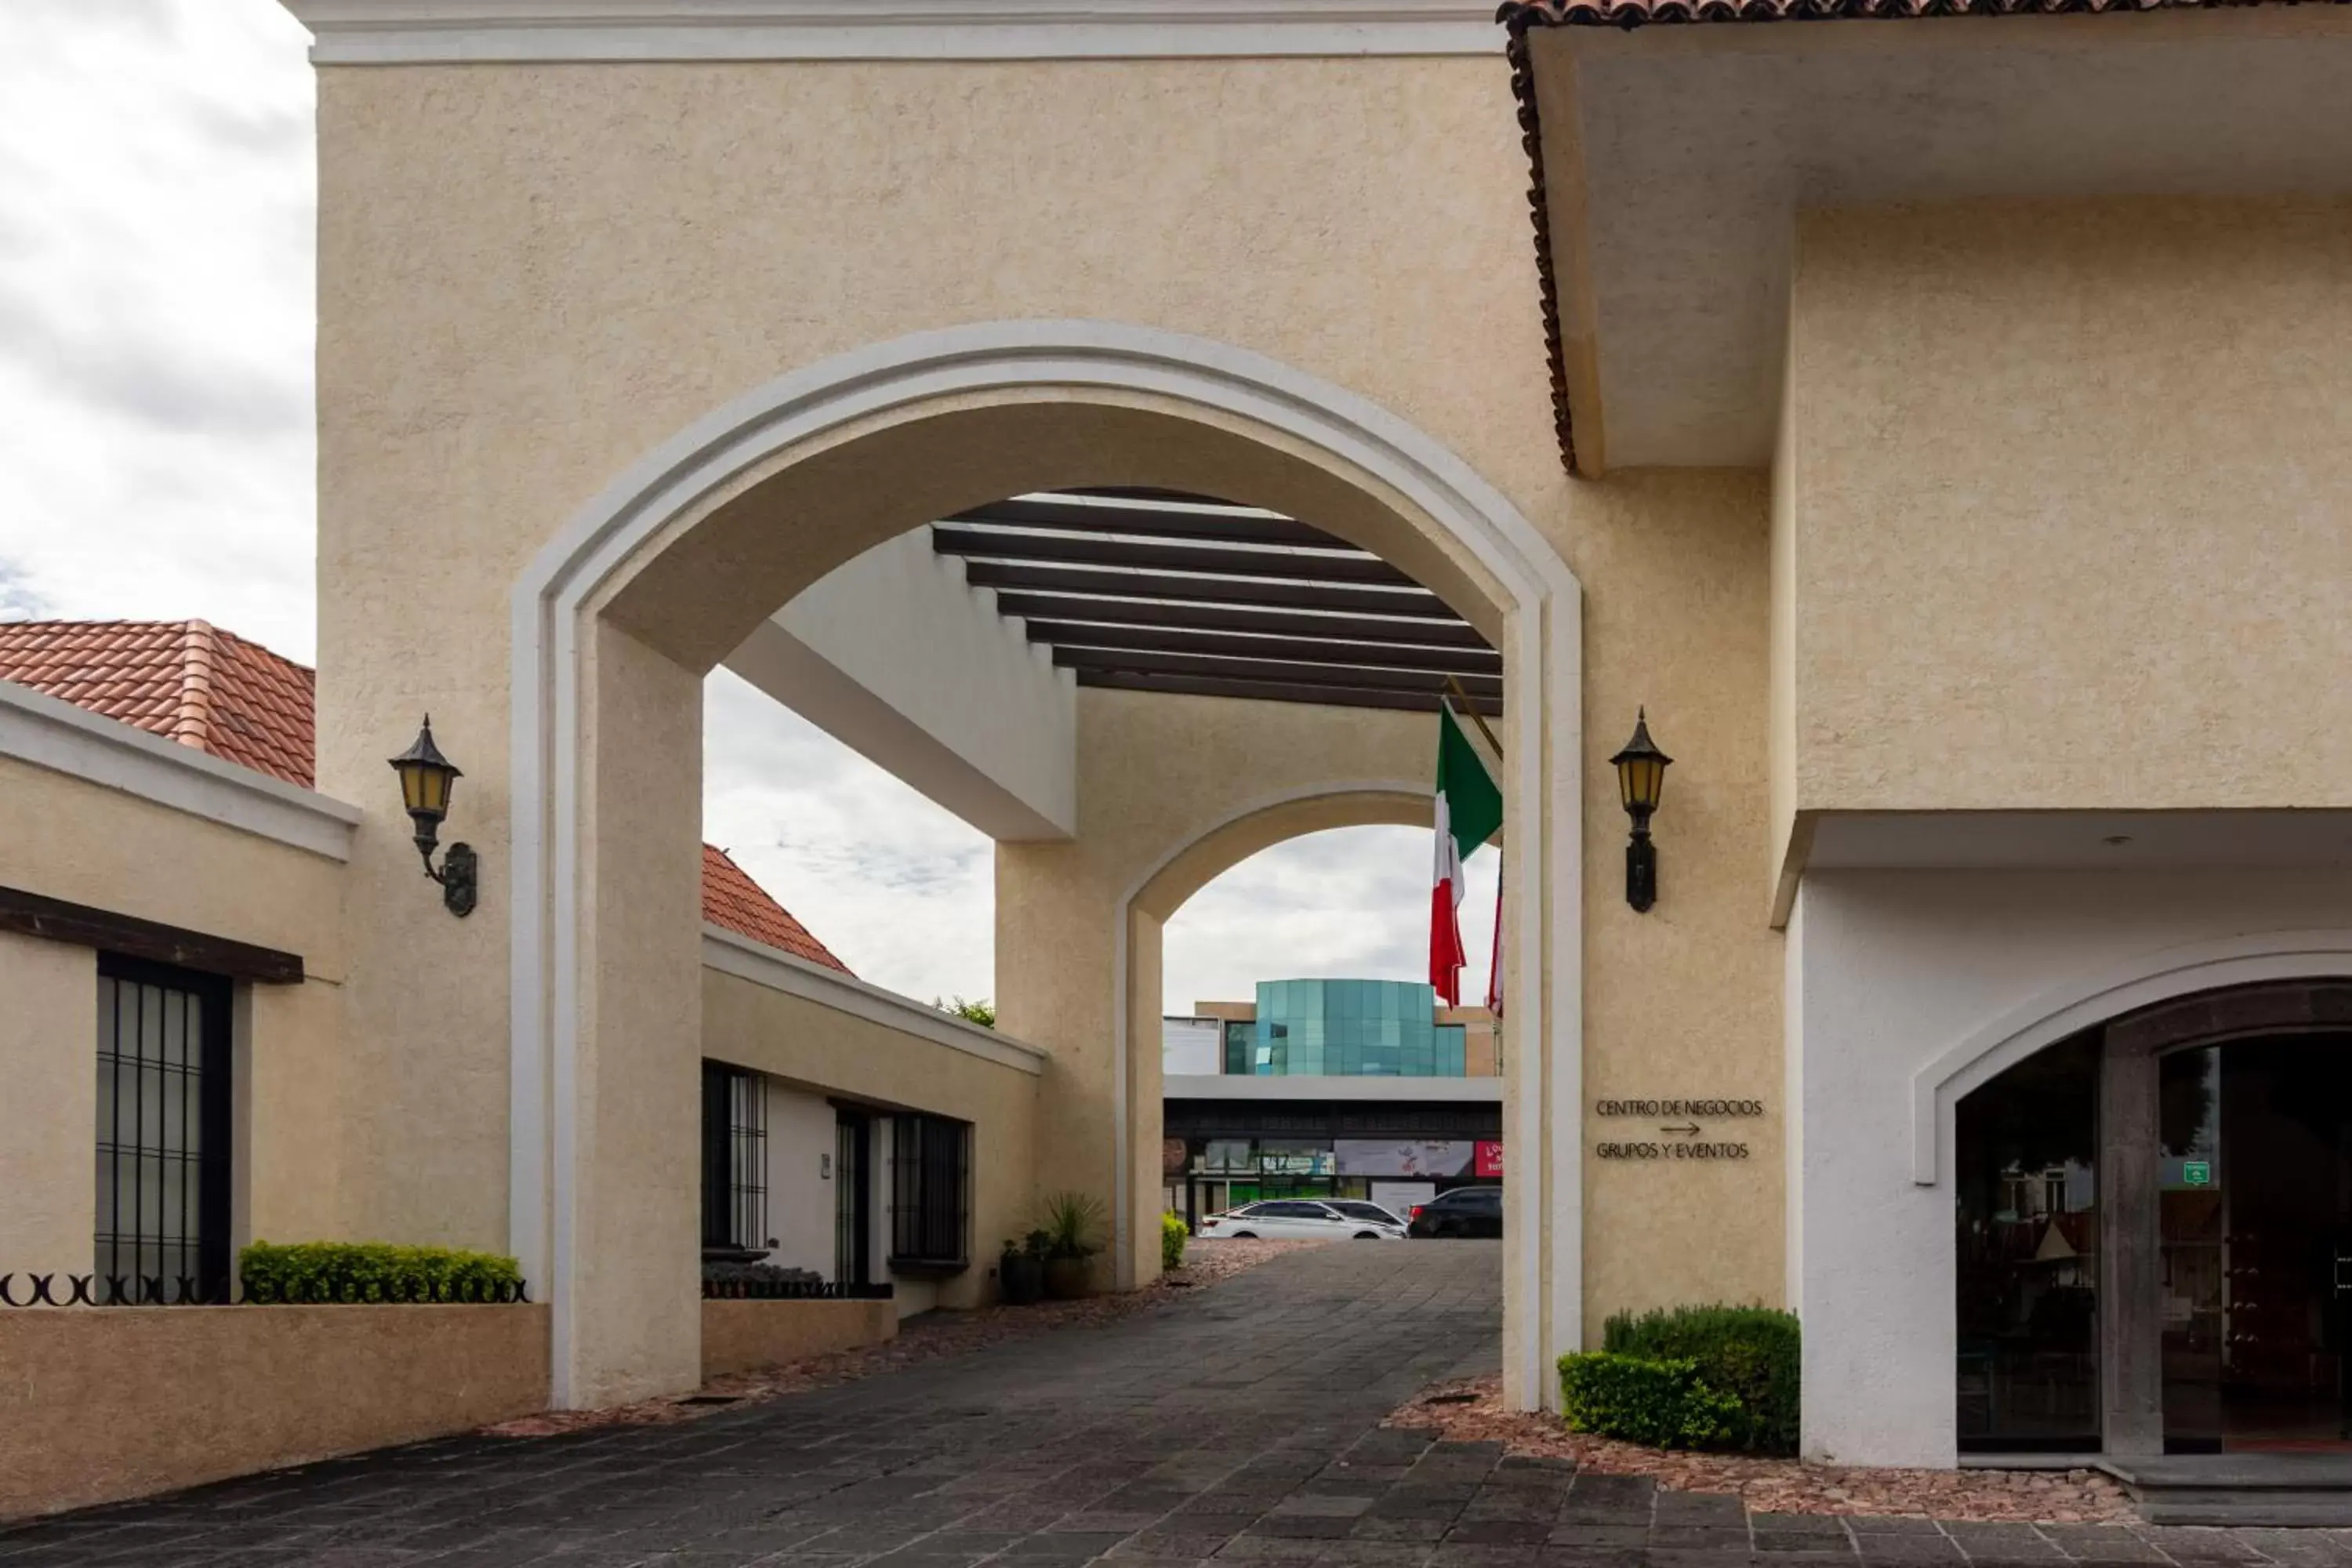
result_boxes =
[1161,1210,1189,1272]
[238,1241,524,1304]
[1602,1304,1799,1454]
[1558,1353,1741,1450]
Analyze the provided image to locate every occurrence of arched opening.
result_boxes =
[1955,978,2352,1457]
[507,322,1581,1409]
[1154,816,1504,1255]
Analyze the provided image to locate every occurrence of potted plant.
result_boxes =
[1039,1192,1105,1300]
[999,1236,1044,1305]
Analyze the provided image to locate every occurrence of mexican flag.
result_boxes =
[1430,701,1503,1007]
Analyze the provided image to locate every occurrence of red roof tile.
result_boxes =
[0,619,851,973]
[1502,0,2334,35]
[0,619,315,786]
[701,844,855,975]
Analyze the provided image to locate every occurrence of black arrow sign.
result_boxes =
[1660,1123,1700,1136]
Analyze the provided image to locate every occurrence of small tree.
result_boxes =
[936,994,996,1029]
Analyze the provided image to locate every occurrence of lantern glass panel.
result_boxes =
[1618,756,1665,814]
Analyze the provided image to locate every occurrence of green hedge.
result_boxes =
[1602,1304,1799,1454]
[1558,1353,1741,1450]
[239,1242,524,1304]
[1161,1211,1189,1272]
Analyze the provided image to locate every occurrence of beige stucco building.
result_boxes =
[7,0,2352,1489]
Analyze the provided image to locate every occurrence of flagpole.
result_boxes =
[1443,674,1502,759]
[1442,676,1507,1021]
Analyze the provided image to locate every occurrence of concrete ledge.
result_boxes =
[0,1305,550,1519]
[701,1297,897,1381]
[1163,1074,1503,1102]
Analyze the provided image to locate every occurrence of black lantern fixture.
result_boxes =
[388,717,477,917]
[1609,709,1672,913]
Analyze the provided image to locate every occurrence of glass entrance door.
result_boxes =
[2158,1047,2224,1450]
[1955,1036,2102,1453]
[2161,1036,2352,1452]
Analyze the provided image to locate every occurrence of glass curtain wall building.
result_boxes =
[1171,978,1499,1226]
[1221,978,1469,1077]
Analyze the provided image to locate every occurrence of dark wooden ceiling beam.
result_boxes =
[945,498,1340,550]
[934,525,1414,586]
[959,561,1458,619]
[1075,667,1502,717]
[1076,486,1235,506]
[988,592,1492,649]
[1051,645,1501,699]
[1022,620,1503,675]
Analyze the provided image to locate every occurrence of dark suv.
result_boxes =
[1406,1185,1504,1239]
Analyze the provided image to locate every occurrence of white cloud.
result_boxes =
[0,0,317,658]
[3,2,1470,1020]
[703,668,996,1004]
[1163,826,1497,1014]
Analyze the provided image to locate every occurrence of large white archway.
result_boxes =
[506,321,1583,1407]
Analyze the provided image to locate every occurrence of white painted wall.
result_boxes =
[1162,1016,1221,1076]
[761,1079,837,1280]
[1791,866,2352,1467]
[724,531,1076,841]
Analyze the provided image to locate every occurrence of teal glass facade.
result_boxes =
[1233,978,1467,1077]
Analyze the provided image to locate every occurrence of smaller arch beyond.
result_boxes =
[1131,782,1436,924]
[1907,929,2352,1185]
[1109,780,1438,1287]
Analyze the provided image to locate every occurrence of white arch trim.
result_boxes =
[508,319,1582,1408]
[1109,775,1428,1273]
[1907,928,2352,1185]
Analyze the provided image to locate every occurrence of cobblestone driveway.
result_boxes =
[5,1244,2352,1568]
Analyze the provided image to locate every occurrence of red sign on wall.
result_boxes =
[1474,1141,1504,1179]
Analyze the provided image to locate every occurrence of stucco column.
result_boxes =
[2099,1030,2163,1455]
[555,619,705,1407]
[996,835,1131,1289]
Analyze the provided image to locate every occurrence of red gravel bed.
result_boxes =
[1386,1376,2133,1523]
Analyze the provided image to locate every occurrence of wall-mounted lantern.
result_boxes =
[388,717,477,917]
[1608,709,1672,913]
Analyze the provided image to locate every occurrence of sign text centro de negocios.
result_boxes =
[1592,1096,1766,1161]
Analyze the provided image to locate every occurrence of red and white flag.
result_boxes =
[1430,702,1502,1008]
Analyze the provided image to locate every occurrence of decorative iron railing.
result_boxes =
[700,1276,894,1301]
[3,1266,891,1306]
[0,1272,532,1307]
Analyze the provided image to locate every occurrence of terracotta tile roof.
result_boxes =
[0,619,316,786]
[1503,0,2326,26]
[1494,0,2345,475]
[0,618,851,974]
[701,844,854,975]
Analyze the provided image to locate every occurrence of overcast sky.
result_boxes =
[0,0,1497,1013]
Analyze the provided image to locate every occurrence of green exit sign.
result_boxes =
[2183,1160,2213,1187]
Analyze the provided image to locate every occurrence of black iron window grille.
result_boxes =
[888,1112,971,1272]
[835,1109,871,1287]
[700,1061,768,1254]
[96,956,231,1303]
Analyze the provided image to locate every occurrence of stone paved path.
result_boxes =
[6,1244,2352,1567]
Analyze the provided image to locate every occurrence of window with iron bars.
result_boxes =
[700,1061,768,1253]
[888,1113,971,1271]
[96,956,233,1300]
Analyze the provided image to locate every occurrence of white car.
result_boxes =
[1196,1199,1406,1240]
